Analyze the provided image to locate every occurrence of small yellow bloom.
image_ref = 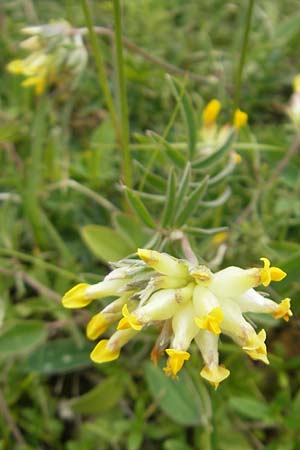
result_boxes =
[231,151,242,164]
[62,283,91,308]
[195,307,223,335]
[117,304,142,331]
[272,298,293,322]
[6,59,25,75]
[163,349,190,378]
[90,339,120,363]
[200,364,230,390]
[293,75,300,93]
[260,257,287,287]
[86,313,109,340]
[242,329,269,364]
[212,231,228,246]
[233,108,248,129]
[21,75,46,95]
[202,99,221,127]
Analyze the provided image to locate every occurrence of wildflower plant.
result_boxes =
[2,1,299,448]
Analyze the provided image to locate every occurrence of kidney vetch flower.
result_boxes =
[62,250,292,389]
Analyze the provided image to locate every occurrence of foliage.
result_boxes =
[1,1,300,449]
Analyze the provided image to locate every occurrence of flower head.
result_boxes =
[202,99,222,127]
[233,108,248,129]
[62,250,291,389]
[7,21,87,94]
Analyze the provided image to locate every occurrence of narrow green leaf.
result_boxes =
[161,169,177,227]
[0,321,47,357]
[149,131,186,169]
[167,75,197,159]
[144,362,205,426]
[81,225,134,262]
[174,162,191,212]
[192,130,236,169]
[124,187,157,229]
[70,375,127,414]
[200,187,231,208]
[208,158,236,186]
[175,176,209,227]
[184,226,227,235]
[134,161,167,192]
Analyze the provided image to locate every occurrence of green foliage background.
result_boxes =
[0,1,300,449]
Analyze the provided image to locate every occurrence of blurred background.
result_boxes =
[0,1,300,449]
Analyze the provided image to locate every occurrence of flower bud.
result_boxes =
[137,249,189,279]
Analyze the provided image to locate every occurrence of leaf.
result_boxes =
[27,338,93,375]
[148,131,186,169]
[229,397,272,421]
[200,187,231,208]
[124,187,157,229]
[70,375,127,414]
[0,321,47,357]
[192,130,236,169]
[174,176,209,227]
[114,213,149,247]
[161,169,177,227]
[81,225,134,262]
[144,362,205,426]
[134,161,167,191]
[174,162,191,212]
[167,76,197,159]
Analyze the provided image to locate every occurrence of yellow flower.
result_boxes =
[272,298,293,322]
[202,99,222,127]
[195,307,223,335]
[117,304,142,331]
[260,257,286,286]
[233,108,248,129]
[163,349,190,378]
[62,249,292,389]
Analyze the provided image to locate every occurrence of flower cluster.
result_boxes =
[62,249,292,389]
[7,21,87,95]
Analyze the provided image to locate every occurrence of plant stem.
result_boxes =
[112,0,132,188]
[233,0,254,110]
[81,0,120,141]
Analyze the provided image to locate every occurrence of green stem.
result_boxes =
[112,0,132,188]
[81,0,120,141]
[233,0,254,111]
[22,95,47,247]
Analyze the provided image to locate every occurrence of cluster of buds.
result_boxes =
[62,249,292,389]
[200,99,248,162]
[7,21,87,95]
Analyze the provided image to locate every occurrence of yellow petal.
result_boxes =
[86,313,109,340]
[260,257,286,286]
[243,329,269,364]
[90,339,120,363]
[117,304,142,331]
[202,99,221,127]
[62,283,91,308]
[233,108,248,129]
[163,349,190,378]
[195,307,223,335]
[272,298,293,322]
[6,59,25,74]
[200,364,230,390]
